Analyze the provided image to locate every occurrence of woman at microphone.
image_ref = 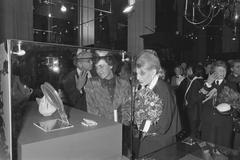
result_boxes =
[132,49,181,157]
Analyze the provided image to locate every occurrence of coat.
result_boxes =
[199,80,236,148]
[84,76,131,122]
[185,77,204,136]
[137,78,182,157]
[62,69,87,111]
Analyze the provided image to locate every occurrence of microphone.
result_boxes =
[121,51,130,62]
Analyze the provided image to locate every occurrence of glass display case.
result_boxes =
[0,39,127,160]
[0,39,193,160]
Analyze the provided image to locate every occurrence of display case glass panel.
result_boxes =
[0,39,128,160]
[0,39,192,160]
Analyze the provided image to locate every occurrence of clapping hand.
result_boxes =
[75,71,87,91]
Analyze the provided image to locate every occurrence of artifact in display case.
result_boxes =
[0,39,124,160]
[34,82,73,132]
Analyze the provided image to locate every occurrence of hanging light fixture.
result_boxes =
[12,41,26,56]
[184,0,238,28]
[123,0,135,13]
[123,5,133,13]
[224,1,240,27]
[61,4,67,12]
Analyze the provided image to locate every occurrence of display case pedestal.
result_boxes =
[18,102,122,160]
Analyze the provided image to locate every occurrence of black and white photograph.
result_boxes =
[0,0,240,160]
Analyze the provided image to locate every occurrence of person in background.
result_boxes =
[171,65,185,88]
[176,65,194,135]
[227,59,240,149]
[62,49,93,111]
[159,67,167,81]
[203,62,213,80]
[180,62,187,76]
[198,60,236,148]
[227,59,240,92]
[184,65,205,138]
[129,49,181,158]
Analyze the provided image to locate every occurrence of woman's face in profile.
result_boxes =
[95,59,113,79]
[136,63,156,86]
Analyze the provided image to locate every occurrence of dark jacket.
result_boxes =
[62,69,87,111]
[185,77,204,136]
[138,78,182,157]
[199,80,236,147]
[84,76,131,122]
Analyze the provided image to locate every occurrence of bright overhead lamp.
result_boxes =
[61,5,67,12]
[123,5,134,13]
[123,0,135,13]
[13,41,25,56]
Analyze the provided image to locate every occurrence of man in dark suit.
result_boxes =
[184,65,205,138]
[62,49,93,111]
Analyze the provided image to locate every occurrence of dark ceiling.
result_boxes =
[33,0,128,50]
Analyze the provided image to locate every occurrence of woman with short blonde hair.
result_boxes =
[132,49,181,157]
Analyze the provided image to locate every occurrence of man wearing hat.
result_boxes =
[62,48,93,111]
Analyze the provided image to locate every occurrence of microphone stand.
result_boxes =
[121,50,136,160]
[130,53,136,160]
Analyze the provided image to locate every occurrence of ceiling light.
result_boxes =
[235,14,239,20]
[61,5,67,12]
[123,5,133,13]
[13,41,25,56]
[123,0,135,13]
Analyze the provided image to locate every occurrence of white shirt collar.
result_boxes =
[216,79,223,85]
[233,73,240,77]
[148,74,160,90]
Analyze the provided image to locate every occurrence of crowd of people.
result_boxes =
[11,48,240,159]
[61,48,240,158]
[168,59,240,150]
[60,49,181,158]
